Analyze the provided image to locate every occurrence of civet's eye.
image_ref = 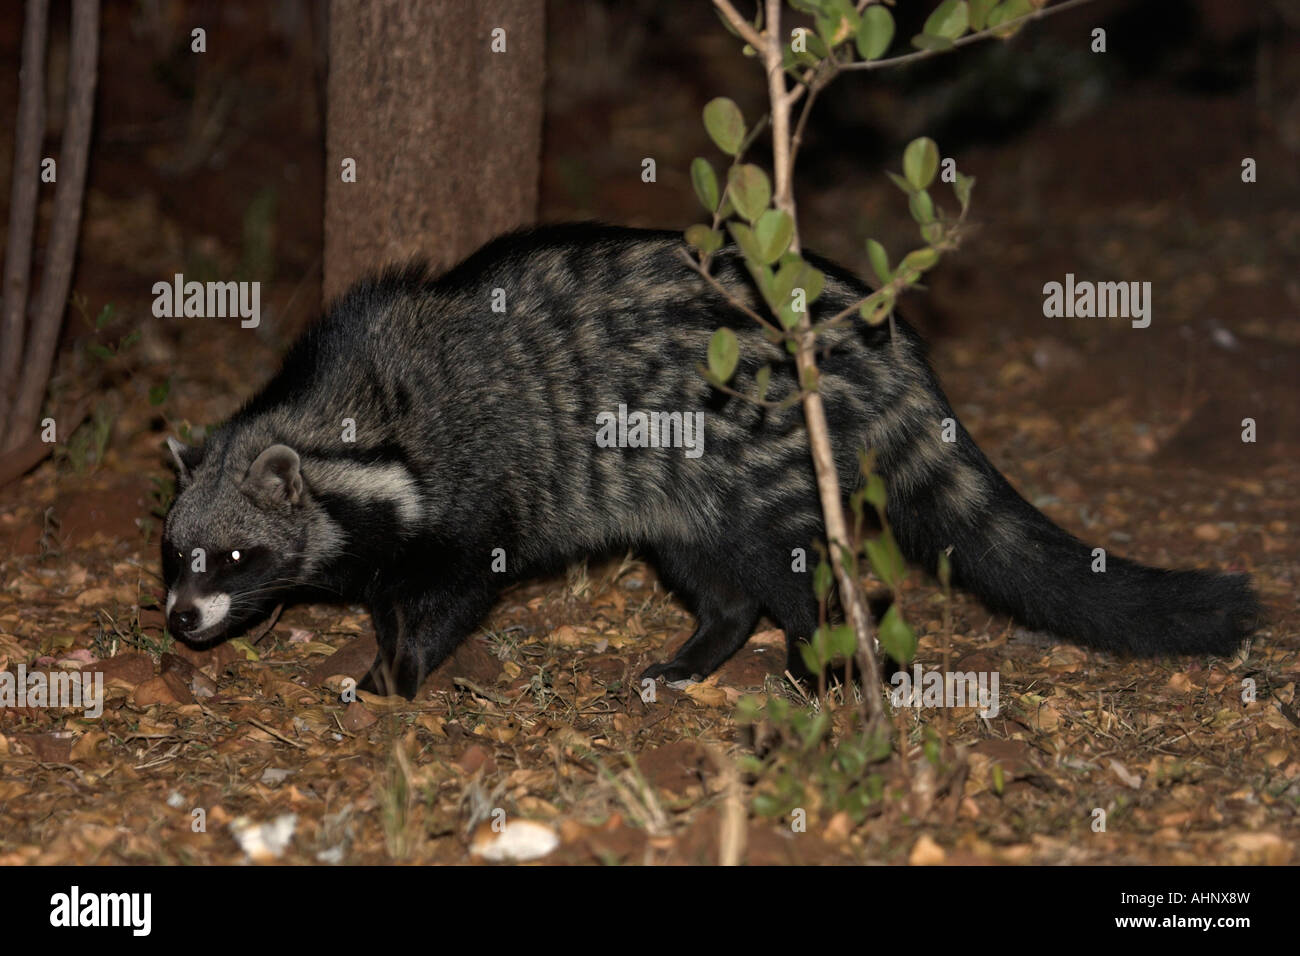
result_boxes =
[229,550,242,563]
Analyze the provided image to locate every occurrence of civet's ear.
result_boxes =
[166,436,204,487]
[242,444,303,509]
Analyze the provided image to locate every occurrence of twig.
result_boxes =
[706,742,746,866]
[247,717,308,750]
[789,61,830,168]
[761,0,887,729]
[452,676,513,705]
[679,248,784,338]
[248,603,284,645]
[783,668,814,705]
[841,0,1096,73]
[712,0,764,51]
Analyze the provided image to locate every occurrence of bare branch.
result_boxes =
[759,0,885,724]
[678,248,785,339]
[710,0,764,51]
[789,62,832,169]
[764,0,797,245]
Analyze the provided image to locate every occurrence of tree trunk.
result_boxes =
[324,0,546,302]
[0,0,49,431]
[5,0,99,456]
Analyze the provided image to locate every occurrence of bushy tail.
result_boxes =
[878,382,1259,656]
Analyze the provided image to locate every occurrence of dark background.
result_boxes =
[0,0,1295,866]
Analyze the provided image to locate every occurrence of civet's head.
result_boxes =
[161,436,311,644]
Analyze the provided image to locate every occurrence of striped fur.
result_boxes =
[161,224,1259,698]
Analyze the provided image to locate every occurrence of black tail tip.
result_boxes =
[1128,569,1261,657]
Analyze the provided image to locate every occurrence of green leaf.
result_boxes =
[815,0,859,47]
[799,640,822,676]
[855,5,895,60]
[911,32,955,52]
[727,222,763,264]
[685,224,724,255]
[827,624,857,661]
[878,605,917,666]
[921,221,945,245]
[753,209,793,263]
[703,97,745,156]
[88,343,115,360]
[772,258,802,307]
[800,708,831,751]
[119,329,141,351]
[784,42,820,73]
[149,378,171,406]
[885,171,915,196]
[812,624,831,659]
[777,302,801,330]
[923,0,969,41]
[754,364,772,402]
[865,529,905,589]
[735,694,763,724]
[908,188,935,224]
[903,137,940,191]
[937,549,953,589]
[95,303,116,330]
[789,0,828,16]
[229,637,260,661]
[860,296,893,325]
[690,157,720,212]
[987,0,1032,37]
[727,164,771,222]
[813,560,833,600]
[866,238,891,285]
[746,261,776,305]
[713,4,744,38]
[954,171,975,212]
[900,247,940,274]
[864,472,887,511]
[969,0,996,31]
[801,264,825,304]
[864,728,892,763]
[708,327,740,383]
[752,792,786,818]
[699,366,727,390]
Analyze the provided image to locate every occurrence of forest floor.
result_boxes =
[0,2,1296,864]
